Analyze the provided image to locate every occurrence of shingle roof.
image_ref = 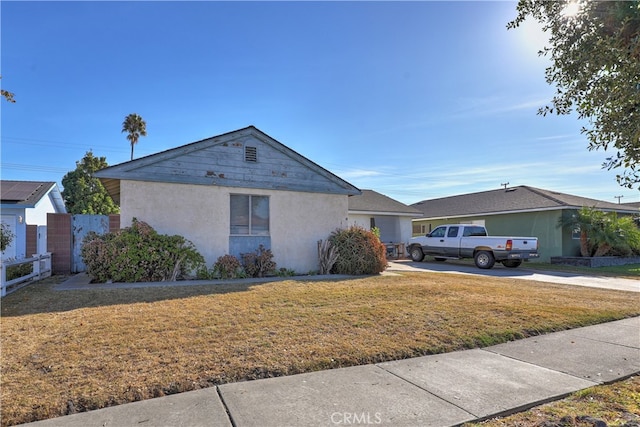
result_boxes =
[411,186,639,219]
[349,190,422,216]
[1,181,57,206]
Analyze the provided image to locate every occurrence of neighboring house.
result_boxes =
[623,201,640,209]
[348,189,422,249]
[411,185,639,262]
[1,180,67,259]
[94,126,361,273]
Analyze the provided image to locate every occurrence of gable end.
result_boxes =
[95,126,360,202]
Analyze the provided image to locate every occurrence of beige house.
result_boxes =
[94,126,361,273]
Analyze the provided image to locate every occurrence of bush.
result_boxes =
[559,208,640,257]
[241,245,276,278]
[81,219,205,283]
[6,262,33,281]
[212,254,243,279]
[328,226,387,275]
[1,223,15,253]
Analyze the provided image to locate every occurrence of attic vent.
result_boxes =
[245,146,257,163]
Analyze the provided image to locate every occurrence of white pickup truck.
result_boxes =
[407,224,539,269]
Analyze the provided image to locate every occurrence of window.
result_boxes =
[463,226,487,237]
[447,226,459,238]
[230,195,269,235]
[572,227,581,240]
[430,226,446,238]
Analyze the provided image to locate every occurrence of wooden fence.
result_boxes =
[0,253,52,297]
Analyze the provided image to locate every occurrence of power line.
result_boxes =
[1,136,155,156]
[1,163,70,173]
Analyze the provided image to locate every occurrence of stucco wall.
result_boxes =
[120,180,349,273]
[349,214,413,246]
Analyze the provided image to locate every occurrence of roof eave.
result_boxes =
[412,205,640,221]
[349,209,423,217]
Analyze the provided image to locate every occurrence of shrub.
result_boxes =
[318,239,338,275]
[328,226,387,275]
[276,268,296,277]
[1,222,15,253]
[241,245,276,278]
[559,208,640,257]
[212,254,243,279]
[81,219,205,283]
[6,262,33,281]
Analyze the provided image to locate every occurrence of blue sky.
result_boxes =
[2,1,638,206]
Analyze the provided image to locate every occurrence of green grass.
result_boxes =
[418,257,640,279]
[523,261,640,278]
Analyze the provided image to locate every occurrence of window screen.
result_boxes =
[230,195,269,235]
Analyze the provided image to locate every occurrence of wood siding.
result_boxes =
[95,127,360,199]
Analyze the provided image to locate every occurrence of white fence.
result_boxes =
[1,253,52,297]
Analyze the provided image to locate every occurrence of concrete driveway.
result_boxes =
[387,259,640,293]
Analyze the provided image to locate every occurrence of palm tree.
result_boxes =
[121,113,147,160]
[558,207,638,257]
[558,207,595,256]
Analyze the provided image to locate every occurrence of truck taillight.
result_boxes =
[506,239,513,251]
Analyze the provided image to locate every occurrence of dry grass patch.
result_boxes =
[2,272,639,426]
[471,375,640,427]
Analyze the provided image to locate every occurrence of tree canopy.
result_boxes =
[122,113,147,161]
[508,1,640,189]
[1,75,15,103]
[61,151,119,215]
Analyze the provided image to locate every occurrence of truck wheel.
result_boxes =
[503,260,522,268]
[410,247,424,262]
[474,251,495,269]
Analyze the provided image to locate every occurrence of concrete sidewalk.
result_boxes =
[21,317,640,427]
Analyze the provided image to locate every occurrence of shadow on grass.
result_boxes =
[0,274,365,316]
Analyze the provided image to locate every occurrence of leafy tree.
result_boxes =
[122,113,147,161]
[1,223,15,253]
[1,75,15,103]
[508,1,640,189]
[62,151,119,214]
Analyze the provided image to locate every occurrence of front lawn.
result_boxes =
[2,272,639,426]
[522,261,640,279]
[470,375,640,427]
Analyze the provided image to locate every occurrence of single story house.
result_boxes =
[410,185,639,262]
[624,201,640,209]
[348,189,422,255]
[1,180,67,259]
[94,126,361,273]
